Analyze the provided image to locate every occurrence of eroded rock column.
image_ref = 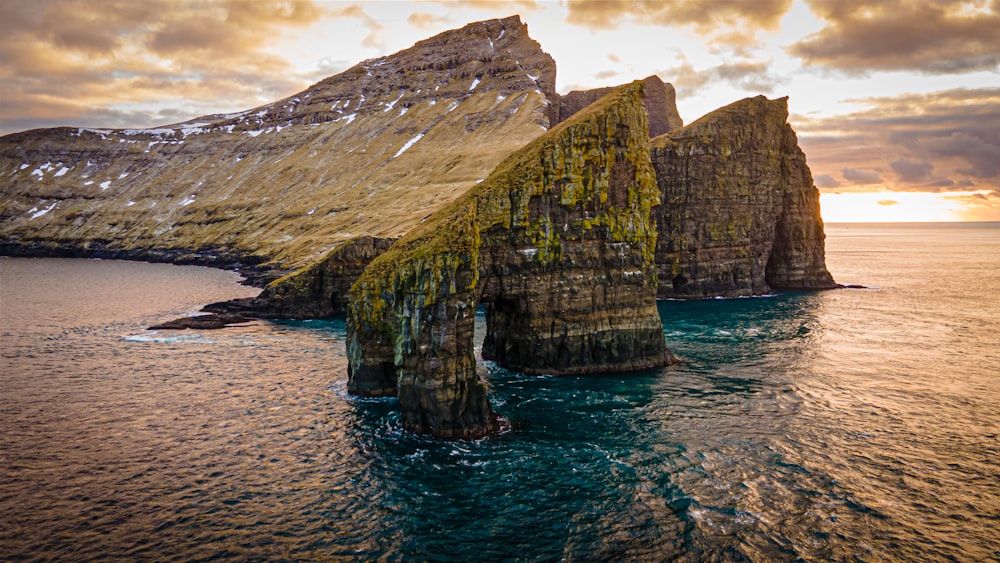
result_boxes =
[650,95,835,298]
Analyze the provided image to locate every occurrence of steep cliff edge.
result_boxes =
[347,82,674,438]
[0,16,556,279]
[650,96,836,298]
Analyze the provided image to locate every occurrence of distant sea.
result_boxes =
[2,222,998,561]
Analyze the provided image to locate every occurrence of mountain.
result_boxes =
[0,16,556,280]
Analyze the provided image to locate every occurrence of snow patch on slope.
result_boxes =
[394,133,424,158]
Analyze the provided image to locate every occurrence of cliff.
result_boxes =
[347,82,675,438]
[0,16,556,280]
[650,96,837,298]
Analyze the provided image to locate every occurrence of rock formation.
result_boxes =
[650,96,837,298]
[261,236,397,318]
[557,75,683,137]
[347,82,675,438]
[0,16,556,281]
[0,15,840,439]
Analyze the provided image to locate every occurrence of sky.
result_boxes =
[1,0,998,221]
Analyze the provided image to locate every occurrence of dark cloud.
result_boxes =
[891,158,934,183]
[658,56,781,98]
[814,174,840,188]
[797,88,1000,193]
[791,0,1000,74]
[843,167,883,185]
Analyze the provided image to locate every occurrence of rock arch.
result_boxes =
[346,82,675,438]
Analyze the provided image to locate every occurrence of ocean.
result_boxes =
[1,223,998,561]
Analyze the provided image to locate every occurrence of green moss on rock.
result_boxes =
[348,81,675,439]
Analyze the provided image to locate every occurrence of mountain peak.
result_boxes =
[0,16,559,276]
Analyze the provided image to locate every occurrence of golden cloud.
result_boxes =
[791,0,1000,73]
[565,0,792,44]
[796,88,1000,193]
[408,12,451,29]
[0,0,343,135]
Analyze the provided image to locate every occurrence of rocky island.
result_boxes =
[0,16,835,438]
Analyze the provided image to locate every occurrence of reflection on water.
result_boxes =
[2,224,999,562]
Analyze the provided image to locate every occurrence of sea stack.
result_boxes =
[347,82,675,438]
[650,95,837,298]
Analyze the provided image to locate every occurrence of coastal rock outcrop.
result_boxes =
[260,236,397,318]
[650,96,836,298]
[0,16,556,280]
[347,82,675,438]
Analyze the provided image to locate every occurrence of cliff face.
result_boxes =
[0,16,556,278]
[650,96,836,298]
[260,74,685,319]
[260,236,397,318]
[347,82,674,438]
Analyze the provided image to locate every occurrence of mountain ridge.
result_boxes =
[0,16,557,280]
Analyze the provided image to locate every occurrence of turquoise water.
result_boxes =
[1,223,998,560]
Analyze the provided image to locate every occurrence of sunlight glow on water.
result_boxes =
[1,225,998,560]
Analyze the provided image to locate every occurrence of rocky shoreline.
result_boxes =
[0,241,280,287]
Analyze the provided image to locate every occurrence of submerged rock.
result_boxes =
[348,82,675,438]
[650,96,837,298]
[148,313,255,330]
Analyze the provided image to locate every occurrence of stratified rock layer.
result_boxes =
[348,82,674,438]
[0,16,555,278]
[650,96,836,298]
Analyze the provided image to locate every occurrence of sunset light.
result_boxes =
[1,1,997,221]
[819,190,996,222]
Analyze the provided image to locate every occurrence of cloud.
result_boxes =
[658,55,782,98]
[791,0,1000,74]
[944,190,1000,221]
[797,88,1000,193]
[330,4,385,50]
[428,0,539,10]
[565,0,793,42]
[814,174,840,188]
[407,12,450,29]
[0,0,351,135]
[843,167,883,185]
[876,199,900,206]
[891,158,934,183]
